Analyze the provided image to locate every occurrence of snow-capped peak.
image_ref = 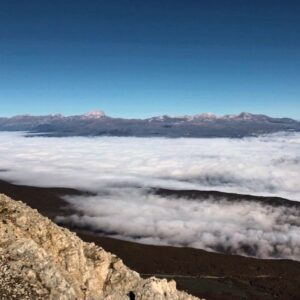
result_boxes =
[82,110,106,119]
[237,112,254,120]
[186,113,217,121]
[221,112,260,121]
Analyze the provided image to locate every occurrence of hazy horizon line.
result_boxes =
[1,110,299,121]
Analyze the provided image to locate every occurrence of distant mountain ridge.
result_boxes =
[0,111,299,138]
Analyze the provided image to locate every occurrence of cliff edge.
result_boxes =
[0,194,200,300]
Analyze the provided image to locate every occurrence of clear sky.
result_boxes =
[0,0,300,119]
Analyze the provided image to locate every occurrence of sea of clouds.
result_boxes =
[57,191,300,260]
[0,131,299,260]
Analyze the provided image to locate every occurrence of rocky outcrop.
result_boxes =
[0,194,200,300]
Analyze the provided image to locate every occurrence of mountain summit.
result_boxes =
[82,110,106,119]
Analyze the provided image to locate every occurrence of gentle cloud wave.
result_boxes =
[57,191,300,260]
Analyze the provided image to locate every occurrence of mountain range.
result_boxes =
[0,111,299,138]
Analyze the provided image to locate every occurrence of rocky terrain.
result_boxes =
[0,194,199,300]
[0,111,299,137]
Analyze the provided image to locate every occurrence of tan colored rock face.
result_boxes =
[0,194,201,300]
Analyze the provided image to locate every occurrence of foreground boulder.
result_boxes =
[0,194,200,300]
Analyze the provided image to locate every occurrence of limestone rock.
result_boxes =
[0,194,201,300]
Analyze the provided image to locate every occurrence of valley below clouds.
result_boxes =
[0,131,300,260]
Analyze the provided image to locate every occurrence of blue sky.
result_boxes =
[0,0,300,118]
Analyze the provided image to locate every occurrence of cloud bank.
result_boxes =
[0,131,299,260]
[57,191,300,260]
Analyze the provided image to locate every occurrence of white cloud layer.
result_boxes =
[57,191,300,260]
[0,131,299,260]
